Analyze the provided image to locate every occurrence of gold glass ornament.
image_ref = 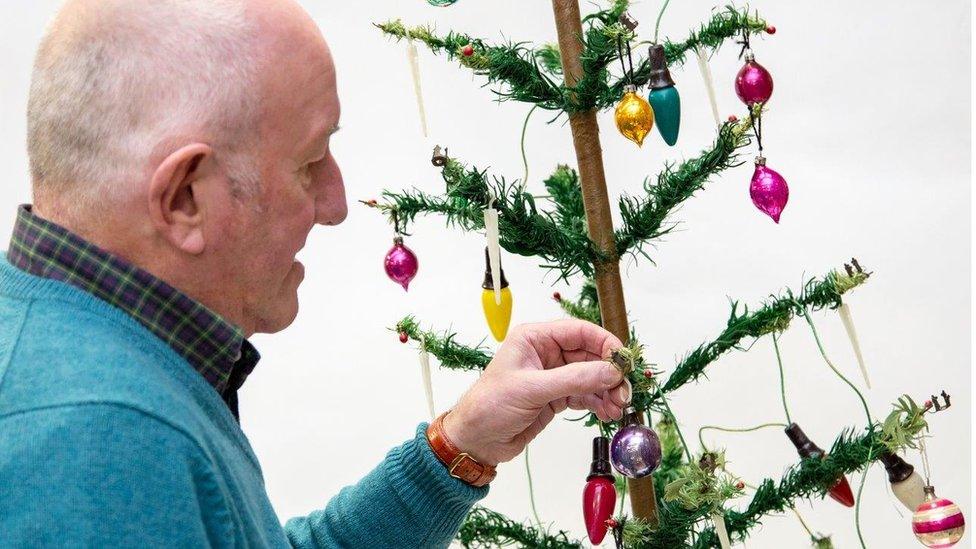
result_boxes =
[614,84,654,147]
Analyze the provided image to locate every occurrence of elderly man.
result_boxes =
[0,0,630,547]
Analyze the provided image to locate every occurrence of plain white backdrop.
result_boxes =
[0,1,971,547]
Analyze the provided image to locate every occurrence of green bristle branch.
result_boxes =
[615,115,755,260]
[599,6,768,109]
[374,159,599,280]
[374,20,565,110]
[690,415,928,549]
[654,268,871,402]
[555,278,602,325]
[446,400,928,549]
[457,507,582,549]
[394,316,492,371]
[378,3,767,114]
[543,165,587,235]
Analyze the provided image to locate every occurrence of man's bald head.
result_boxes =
[27,0,299,217]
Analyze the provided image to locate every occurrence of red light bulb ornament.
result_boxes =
[582,436,617,545]
[784,423,855,507]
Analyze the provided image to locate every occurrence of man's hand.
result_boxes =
[441,319,630,466]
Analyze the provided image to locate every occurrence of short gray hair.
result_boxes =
[28,0,261,213]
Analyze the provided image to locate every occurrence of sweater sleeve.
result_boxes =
[0,404,233,548]
[284,423,488,549]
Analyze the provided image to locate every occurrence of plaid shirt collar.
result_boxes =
[7,205,258,418]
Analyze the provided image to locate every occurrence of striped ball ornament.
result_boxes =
[913,486,965,548]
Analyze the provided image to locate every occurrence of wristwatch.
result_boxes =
[426,412,496,487]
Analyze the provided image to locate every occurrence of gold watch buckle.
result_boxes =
[448,453,476,480]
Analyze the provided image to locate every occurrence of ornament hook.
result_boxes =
[926,391,951,412]
[618,11,638,31]
[431,145,448,167]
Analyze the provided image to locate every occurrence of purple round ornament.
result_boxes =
[384,236,419,291]
[610,409,662,479]
[735,53,774,106]
[750,157,789,223]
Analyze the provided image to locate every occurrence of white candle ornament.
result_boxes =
[695,46,720,126]
[711,511,731,549]
[407,40,429,137]
[838,301,871,388]
[483,200,502,305]
[419,335,435,420]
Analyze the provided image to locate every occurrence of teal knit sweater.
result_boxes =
[0,255,486,547]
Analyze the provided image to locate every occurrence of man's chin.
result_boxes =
[253,300,300,335]
[252,269,303,335]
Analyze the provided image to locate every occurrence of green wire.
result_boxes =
[802,306,873,548]
[773,333,793,425]
[654,0,673,44]
[801,307,873,425]
[698,423,787,452]
[520,105,538,188]
[653,381,693,462]
[524,444,543,529]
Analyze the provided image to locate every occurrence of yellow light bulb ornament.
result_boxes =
[614,84,654,147]
[481,249,513,342]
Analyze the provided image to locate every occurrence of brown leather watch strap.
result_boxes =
[426,412,496,488]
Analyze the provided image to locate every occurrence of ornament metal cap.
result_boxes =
[879,452,916,483]
[623,83,637,94]
[620,406,640,427]
[393,235,404,245]
[481,246,509,290]
[755,155,767,166]
[744,49,756,63]
[923,485,937,499]
[647,44,676,90]
[587,436,613,480]
[784,423,824,459]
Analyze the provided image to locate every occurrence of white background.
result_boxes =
[1,1,971,548]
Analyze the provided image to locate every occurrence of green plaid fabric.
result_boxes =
[7,205,258,418]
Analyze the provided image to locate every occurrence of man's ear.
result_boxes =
[147,143,214,255]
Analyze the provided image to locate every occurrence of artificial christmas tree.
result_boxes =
[365,1,957,546]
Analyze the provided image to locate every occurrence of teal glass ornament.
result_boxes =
[647,44,681,146]
[427,0,458,5]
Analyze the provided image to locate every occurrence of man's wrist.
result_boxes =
[426,411,497,487]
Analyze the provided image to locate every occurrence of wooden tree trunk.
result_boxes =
[550,0,660,527]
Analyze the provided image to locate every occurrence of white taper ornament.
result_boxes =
[695,46,720,126]
[406,40,429,137]
[418,335,435,420]
[838,301,870,388]
[483,201,502,305]
[710,512,731,549]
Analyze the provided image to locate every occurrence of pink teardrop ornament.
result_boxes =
[384,236,419,291]
[735,53,774,106]
[750,157,789,223]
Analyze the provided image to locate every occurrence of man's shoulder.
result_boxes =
[0,289,204,428]
[0,401,237,547]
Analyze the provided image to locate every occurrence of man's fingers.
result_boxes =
[516,319,624,370]
[528,360,624,406]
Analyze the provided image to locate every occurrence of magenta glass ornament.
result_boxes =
[610,409,662,479]
[735,52,774,106]
[384,236,419,291]
[750,157,789,223]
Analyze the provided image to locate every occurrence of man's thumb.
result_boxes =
[531,360,622,402]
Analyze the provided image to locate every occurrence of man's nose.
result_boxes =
[315,153,347,226]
